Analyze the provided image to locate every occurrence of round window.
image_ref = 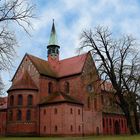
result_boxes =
[87,84,93,92]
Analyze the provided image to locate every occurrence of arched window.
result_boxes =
[17,110,22,121]
[106,118,108,128]
[87,97,90,108]
[10,95,14,106]
[121,119,123,128]
[9,110,13,121]
[70,125,73,132]
[26,110,31,121]
[103,118,105,128]
[48,82,53,94]
[44,126,46,132]
[18,95,23,105]
[54,108,57,114]
[27,95,33,105]
[94,98,97,111]
[101,95,104,105]
[65,82,69,94]
[55,125,57,132]
[78,125,81,132]
[70,108,73,114]
[109,118,112,127]
[78,109,80,115]
[44,109,46,115]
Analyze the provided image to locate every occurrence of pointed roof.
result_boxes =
[39,92,83,106]
[8,70,38,92]
[28,54,58,77]
[48,19,58,46]
[11,52,89,82]
[27,53,88,78]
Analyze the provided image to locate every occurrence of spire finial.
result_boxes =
[47,20,60,61]
[48,19,58,45]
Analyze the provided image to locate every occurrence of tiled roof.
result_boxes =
[40,92,83,105]
[27,53,88,78]
[28,54,58,78]
[58,53,87,77]
[8,70,38,92]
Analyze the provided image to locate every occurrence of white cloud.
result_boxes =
[1,0,140,95]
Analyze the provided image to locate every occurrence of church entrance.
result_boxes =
[114,120,120,134]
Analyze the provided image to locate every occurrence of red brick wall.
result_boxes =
[6,123,36,135]
[0,111,6,135]
[103,114,128,135]
[7,90,38,135]
[40,103,83,136]
[39,76,58,100]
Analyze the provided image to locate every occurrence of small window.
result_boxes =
[44,126,46,132]
[44,109,46,115]
[78,125,81,132]
[9,110,13,121]
[54,108,57,114]
[55,125,57,132]
[17,110,22,121]
[109,118,112,126]
[87,97,90,108]
[48,82,53,94]
[10,95,14,106]
[87,84,93,92]
[27,95,33,105]
[70,108,73,114]
[101,95,104,105]
[103,118,105,128]
[94,98,97,111]
[70,125,73,132]
[26,110,31,121]
[78,109,80,115]
[18,95,23,105]
[65,82,70,94]
[106,118,108,128]
[121,120,123,128]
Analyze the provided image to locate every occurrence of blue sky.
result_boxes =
[1,0,140,95]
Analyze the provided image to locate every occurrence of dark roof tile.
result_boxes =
[40,92,83,105]
[8,70,38,92]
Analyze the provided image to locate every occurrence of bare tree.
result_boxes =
[123,58,140,133]
[79,26,140,134]
[0,0,34,95]
[0,74,4,95]
[0,0,34,71]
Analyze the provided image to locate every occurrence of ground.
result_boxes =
[0,135,140,140]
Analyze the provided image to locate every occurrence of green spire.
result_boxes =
[48,19,58,45]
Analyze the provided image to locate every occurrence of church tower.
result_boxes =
[47,20,60,62]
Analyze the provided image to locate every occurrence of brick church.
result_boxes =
[0,21,129,136]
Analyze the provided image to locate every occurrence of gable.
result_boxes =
[82,53,99,81]
[12,54,40,84]
[8,70,38,92]
[11,52,89,83]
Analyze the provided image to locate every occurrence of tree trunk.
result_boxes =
[125,111,136,135]
[118,94,136,135]
[133,105,140,133]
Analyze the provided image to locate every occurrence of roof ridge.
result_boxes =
[60,52,88,62]
[27,54,48,63]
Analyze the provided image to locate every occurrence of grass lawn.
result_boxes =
[0,135,140,140]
